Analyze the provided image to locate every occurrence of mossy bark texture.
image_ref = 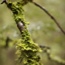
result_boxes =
[5,0,42,65]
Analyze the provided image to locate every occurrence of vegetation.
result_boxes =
[0,0,65,65]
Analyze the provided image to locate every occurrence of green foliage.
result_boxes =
[5,0,42,65]
[0,0,65,65]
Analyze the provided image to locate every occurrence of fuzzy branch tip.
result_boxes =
[1,0,7,4]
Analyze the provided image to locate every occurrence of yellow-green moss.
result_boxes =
[5,0,42,65]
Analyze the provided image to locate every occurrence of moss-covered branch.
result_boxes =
[1,0,42,65]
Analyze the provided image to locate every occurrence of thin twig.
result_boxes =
[32,2,65,35]
[1,0,65,34]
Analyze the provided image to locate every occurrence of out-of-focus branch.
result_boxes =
[4,37,12,48]
[0,37,12,48]
[50,56,65,65]
[40,45,65,65]
[40,45,51,59]
[1,0,7,4]
[32,2,65,35]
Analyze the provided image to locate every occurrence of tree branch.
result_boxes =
[32,2,65,35]
[1,0,7,4]
[1,0,65,35]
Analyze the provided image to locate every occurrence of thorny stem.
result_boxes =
[32,2,65,35]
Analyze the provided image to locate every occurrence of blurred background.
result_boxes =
[0,0,65,65]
